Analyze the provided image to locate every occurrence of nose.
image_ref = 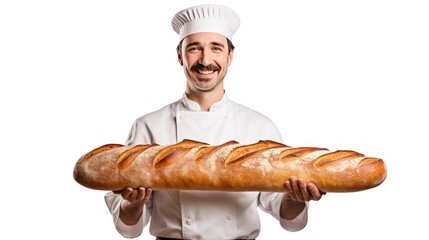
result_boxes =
[198,48,212,66]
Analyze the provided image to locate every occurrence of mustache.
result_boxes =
[190,63,220,72]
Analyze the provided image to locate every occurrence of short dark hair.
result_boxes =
[176,38,235,53]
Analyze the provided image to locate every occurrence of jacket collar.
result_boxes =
[181,92,229,112]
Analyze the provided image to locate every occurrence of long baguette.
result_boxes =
[73,139,387,192]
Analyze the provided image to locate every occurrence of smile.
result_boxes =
[197,70,215,75]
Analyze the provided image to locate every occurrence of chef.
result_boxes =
[104,4,324,240]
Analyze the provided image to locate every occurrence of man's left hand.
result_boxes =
[284,176,325,202]
[280,176,326,219]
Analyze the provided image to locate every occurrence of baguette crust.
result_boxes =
[73,139,387,192]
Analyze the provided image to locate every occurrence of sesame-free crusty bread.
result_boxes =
[73,139,387,192]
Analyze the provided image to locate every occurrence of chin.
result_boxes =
[190,78,223,92]
[195,85,216,92]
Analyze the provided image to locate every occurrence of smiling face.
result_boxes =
[178,32,234,94]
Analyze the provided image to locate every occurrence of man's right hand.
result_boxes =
[112,187,152,225]
[113,187,153,207]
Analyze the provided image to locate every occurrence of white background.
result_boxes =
[1,0,428,239]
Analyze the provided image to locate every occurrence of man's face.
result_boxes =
[178,32,233,92]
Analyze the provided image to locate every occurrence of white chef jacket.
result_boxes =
[105,93,308,239]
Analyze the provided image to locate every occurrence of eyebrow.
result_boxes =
[185,41,226,49]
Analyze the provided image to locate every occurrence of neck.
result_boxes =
[185,88,225,111]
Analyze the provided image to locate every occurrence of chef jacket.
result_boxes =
[105,93,308,239]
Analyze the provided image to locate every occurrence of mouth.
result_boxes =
[191,64,220,78]
[196,69,216,75]
[193,69,218,80]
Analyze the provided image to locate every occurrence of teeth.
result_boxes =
[198,70,214,75]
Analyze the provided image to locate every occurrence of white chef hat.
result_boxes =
[171,4,240,41]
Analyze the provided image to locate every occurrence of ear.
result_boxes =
[177,50,183,66]
[227,48,234,66]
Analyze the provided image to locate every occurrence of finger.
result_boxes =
[290,177,304,201]
[113,186,131,195]
[121,187,134,200]
[143,188,153,203]
[308,183,323,201]
[297,178,310,201]
[135,187,147,202]
[130,188,141,201]
[284,181,296,200]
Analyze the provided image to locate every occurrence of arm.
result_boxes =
[259,177,325,232]
[113,187,153,225]
[280,176,325,220]
[104,187,153,238]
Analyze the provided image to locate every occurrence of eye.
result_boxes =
[187,47,200,53]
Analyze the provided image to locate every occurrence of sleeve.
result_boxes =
[258,192,308,231]
[103,119,154,237]
[104,192,153,238]
[125,118,153,146]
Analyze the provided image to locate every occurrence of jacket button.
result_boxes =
[226,215,232,220]
[186,219,192,225]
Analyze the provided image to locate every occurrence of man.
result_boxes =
[105,4,324,239]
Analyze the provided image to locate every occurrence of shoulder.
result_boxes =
[134,100,180,124]
[229,100,275,125]
[125,99,180,145]
[228,99,283,142]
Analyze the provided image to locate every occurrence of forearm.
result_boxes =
[280,195,307,220]
[105,192,148,238]
[119,200,145,225]
[259,192,308,231]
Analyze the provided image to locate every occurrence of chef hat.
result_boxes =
[171,4,240,41]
